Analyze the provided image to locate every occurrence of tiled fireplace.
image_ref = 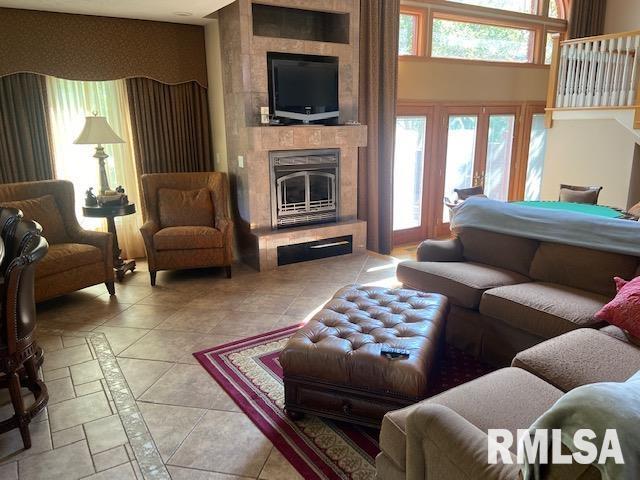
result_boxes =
[218,0,367,270]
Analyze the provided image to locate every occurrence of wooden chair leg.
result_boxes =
[150,271,157,286]
[225,266,232,279]
[7,371,31,449]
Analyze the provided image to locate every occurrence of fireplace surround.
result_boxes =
[270,149,339,229]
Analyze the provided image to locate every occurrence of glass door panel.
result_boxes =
[484,114,515,201]
[443,115,478,222]
[525,113,548,200]
[393,116,427,231]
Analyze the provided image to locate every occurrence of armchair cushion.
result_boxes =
[158,188,214,228]
[154,226,223,251]
[36,243,103,278]
[1,194,68,244]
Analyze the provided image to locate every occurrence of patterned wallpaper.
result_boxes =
[0,8,208,87]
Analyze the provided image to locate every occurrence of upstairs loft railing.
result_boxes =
[546,30,640,128]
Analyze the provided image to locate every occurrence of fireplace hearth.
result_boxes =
[270,149,339,229]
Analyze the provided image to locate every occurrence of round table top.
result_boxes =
[83,203,136,218]
[513,201,624,219]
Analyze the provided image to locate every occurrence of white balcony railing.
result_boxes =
[546,30,640,128]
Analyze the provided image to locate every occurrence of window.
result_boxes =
[447,0,536,15]
[524,114,548,200]
[46,77,145,258]
[432,18,534,63]
[485,115,515,201]
[393,116,427,230]
[544,32,555,64]
[399,12,419,56]
[399,1,567,64]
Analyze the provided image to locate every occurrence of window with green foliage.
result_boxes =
[447,0,536,14]
[549,0,560,18]
[545,32,555,64]
[399,13,419,55]
[432,18,533,63]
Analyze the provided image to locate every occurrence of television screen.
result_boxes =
[268,53,339,124]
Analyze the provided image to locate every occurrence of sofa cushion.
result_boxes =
[36,243,103,279]
[379,368,562,470]
[154,226,223,251]
[1,194,68,244]
[529,242,638,297]
[512,329,640,392]
[600,325,640,346]
[158,188,214,228]
[480,282,608,339]
[458,228,539,276]
[397,260,529,309]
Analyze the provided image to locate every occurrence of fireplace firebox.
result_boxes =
[270,149,339,229]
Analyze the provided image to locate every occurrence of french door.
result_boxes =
[436,106,520,234]
[392,106,435,244]
[392,103,545,246]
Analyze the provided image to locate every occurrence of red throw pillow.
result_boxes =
[596,276,640,340]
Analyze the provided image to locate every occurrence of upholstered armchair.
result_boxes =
[139,172,233,286]
[0,180,114,302]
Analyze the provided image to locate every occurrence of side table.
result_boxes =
[83,203,137,281]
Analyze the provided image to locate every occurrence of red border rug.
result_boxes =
[194,324,493,480]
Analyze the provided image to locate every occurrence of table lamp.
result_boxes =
[74,114,125,195]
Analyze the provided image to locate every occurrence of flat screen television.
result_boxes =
[267,52,339,125]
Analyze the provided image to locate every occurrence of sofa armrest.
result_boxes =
[416,238,463,262]
[67,228,114,278]
[405,404,518,480]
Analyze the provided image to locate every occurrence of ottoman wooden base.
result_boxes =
[280,285,448,427]
[283,376,420,428]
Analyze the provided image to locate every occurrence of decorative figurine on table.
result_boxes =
[98,185,129,206]
[85,187,98,207]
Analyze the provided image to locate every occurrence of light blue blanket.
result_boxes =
[522,371,640,480]
[450,197,640,257]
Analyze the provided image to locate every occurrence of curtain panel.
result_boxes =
[46,77,146,259]
[358,0,400,254]
[568,0,607,39]
[0,73,54,184]
[126,78,213,175]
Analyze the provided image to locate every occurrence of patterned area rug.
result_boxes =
[194,324,493,480]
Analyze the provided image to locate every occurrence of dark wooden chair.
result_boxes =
[454,185,485,201]
[559,184,603,205]
[0,217,49,449]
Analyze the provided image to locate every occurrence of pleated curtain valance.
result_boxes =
[0,7,208,88]
[0,73,54,184]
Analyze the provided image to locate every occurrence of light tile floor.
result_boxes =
[0,252,401,480]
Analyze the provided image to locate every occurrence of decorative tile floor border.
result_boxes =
[40,327,170,480]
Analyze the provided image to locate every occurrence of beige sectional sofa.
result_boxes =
[377,328,640,480]
[397,227,640,366]
[377,227,640,479]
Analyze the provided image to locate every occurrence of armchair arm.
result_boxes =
[405,404,518,480]
[67,226,114,279]
[416,237,463,262]
[139,220,160,270]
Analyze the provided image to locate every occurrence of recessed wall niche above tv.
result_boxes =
[267,52,339,125]
[252,3,350,44]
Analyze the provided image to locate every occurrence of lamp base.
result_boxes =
[94,146,111,195]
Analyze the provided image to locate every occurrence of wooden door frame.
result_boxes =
[392,105,437,246]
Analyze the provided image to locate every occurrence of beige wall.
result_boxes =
[604,0,640,34]
[541,119,640,209]
[398,59,549,102]
[204,19,229,174]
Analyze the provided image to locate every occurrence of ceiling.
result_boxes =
[0,0,235,25]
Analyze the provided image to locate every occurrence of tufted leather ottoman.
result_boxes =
[279,285,448,427]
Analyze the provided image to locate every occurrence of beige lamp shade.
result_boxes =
[74,115,125,145]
